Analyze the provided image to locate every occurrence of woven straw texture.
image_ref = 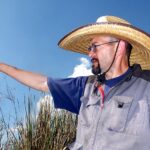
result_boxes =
[58,16,150,70]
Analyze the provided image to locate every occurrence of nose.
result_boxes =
[88,50,95,58]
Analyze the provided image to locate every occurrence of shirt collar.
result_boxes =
[105,67,131,87]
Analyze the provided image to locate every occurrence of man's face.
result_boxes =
[88,35,119,75]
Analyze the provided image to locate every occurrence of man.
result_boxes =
[0,16,150,150]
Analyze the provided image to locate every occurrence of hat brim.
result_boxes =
[58,23,150,70]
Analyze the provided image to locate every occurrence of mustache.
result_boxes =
[91,58,99,63]
[90,58,101,75]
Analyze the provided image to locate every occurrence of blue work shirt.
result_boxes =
[47,68,131,114]
[47,76,88,114]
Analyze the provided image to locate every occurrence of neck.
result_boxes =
[105,58,129,80]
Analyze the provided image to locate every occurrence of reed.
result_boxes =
[0,93,77,150]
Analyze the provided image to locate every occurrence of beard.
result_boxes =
[91,58,101,75]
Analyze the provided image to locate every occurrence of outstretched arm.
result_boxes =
[0,63,49,92]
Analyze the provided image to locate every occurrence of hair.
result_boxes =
[125,42,132,66]
[126,42,132,58]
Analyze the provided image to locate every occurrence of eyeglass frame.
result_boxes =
[88,40,119,52]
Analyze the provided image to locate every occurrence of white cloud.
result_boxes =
[36,57,92,113]
[8,125,22,133]
[69,57,92,77]
[36,94,54,112]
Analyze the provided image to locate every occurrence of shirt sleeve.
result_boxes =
[47,76,88,114]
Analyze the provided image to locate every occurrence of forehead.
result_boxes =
[91,35,115,43]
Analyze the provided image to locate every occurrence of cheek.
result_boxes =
[97,51,107,61]
[102,50,114,60]
[97,53,112,67]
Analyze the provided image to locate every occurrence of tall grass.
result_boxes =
[0,92,77,150]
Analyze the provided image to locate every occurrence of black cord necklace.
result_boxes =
[96,40,120,85]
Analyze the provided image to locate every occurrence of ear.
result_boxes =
[117,40,126,55]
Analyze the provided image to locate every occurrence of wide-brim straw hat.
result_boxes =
[58,16,150,70]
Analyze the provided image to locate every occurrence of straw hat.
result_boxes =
[58,16,150,70]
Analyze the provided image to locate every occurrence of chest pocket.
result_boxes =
[103,96,133,132]
[79,95,100,127]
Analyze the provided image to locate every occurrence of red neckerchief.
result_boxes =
[98,85,105,110]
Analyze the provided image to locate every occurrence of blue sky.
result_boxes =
[0,0,150,136]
